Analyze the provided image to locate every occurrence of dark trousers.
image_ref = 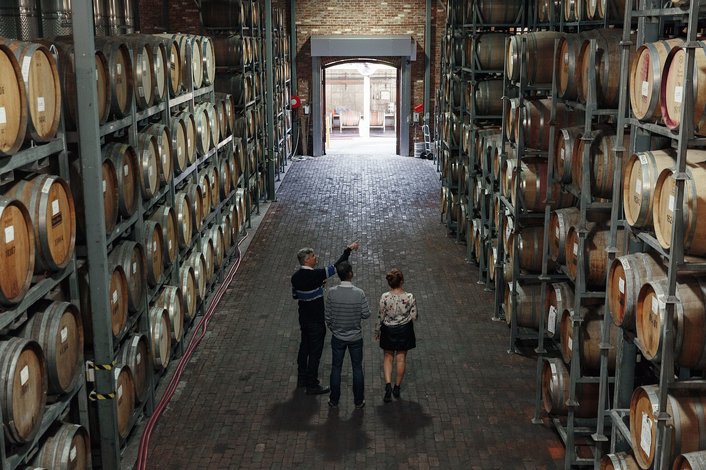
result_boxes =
[297,318,326,387]
[329,336,364,405]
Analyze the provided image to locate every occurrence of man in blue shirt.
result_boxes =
[291,241,359,395]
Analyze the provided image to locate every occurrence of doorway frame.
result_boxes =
[310,35,416,157]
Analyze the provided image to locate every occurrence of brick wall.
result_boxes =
[138,0,201,34]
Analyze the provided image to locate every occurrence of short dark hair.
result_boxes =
[386,268,404,288]
[336,261,353,281]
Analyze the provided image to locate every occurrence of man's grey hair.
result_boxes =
[297,247,315,265]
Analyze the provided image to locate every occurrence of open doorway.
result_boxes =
[324,62,397,155]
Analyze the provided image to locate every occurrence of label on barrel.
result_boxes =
[560,147,565,161]
[619,277,625,294]
[132,335,140,347]
[168,240,172,251]
[555,226,559,238]
[635,179,642,195]
[567,336,572,351]
[117,63,122,75]
[549,361,557,375]
[136,352,141,365]
[52,199,60,216]
[139,86,144,98]
[4,226,13,243]
[112,290,118,305]
[652,296,658,314]
[668,194,675,212]
[153,240,158,253]
[548,306,557,335]
[639,153,648,165]
[96,69,98,82]
[0,107,6,124]
[674,85,683,104]
[118,384,123,400]
[563,52,569,65]
[641,81,649,98]
[640,413,652,455]
[22,57,31,83]
[132,262,137,274]
[70,445,77,461]
[20,365,29,386]
[124,164,129,176]
[114,367,120,380]
[37,97,45,113]
[102,179,106,193]
[61,326,68,343]
[573,242,579,256]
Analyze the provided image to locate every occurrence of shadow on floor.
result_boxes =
[315,407,370,461]
[265,388,321,432]
[375,399,433,439]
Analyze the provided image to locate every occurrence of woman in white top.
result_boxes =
[375,268,418,402]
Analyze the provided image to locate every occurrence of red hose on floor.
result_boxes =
[136,233,248,469]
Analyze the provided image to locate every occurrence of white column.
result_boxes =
[360,75,370,137]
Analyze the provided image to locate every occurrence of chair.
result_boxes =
[340,110,360,133]
[369,111,385,132]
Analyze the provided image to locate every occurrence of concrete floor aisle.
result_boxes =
[139,154,564,469]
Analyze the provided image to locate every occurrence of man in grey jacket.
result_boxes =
[324,260,371,408]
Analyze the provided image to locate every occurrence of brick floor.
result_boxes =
[136,154,564,469]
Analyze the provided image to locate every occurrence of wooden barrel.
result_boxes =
[0,337,46,445]
[0,43,28,155]
[557,32,599,100]
[143,220,164,287]
[150,205,178,266]
[175,34,202,90]
[599,452,639,470]
[630,385,706,469]
[201,237,216,283]
[623,149,675,228]
[188,250,207,302]
[201,1,248,29]
[565,225,625,288]
[545,282,574,338]
[590,0,627,20]
[487,238,498,282]
[52,40,110,130]
[177,111,197,165]
[70,158,119,237]
[158,36,182,97]
[136,132,160,200]
[216,98,228,139]
[180,264,197,320]
[549,208,580,264]
[219,158,232,201]
[577,28,631,108]
[78,263,128,340]
[124,38,154,110]
[507,226,546,275]
[104,142,139,218]
[215,72,250,107]
[560,306,617,371]
[505,98,520,143]
[473,79,504,116]
[185,183,204,233]
[221,215,233,251]
[149,306,171,371]
[541,357,599,418]
[6,174,75,273]
[114,366,135,439]
[0,39,61,143]
[201,36,216,87]
[661,42,706,134]
[608,252,665,331]
[110,240,146,313]
[170,115,189,175]
[630,39,682,121]
[636,277,706,368]
[520,99,583,151]
[537,0,561,23]
[157,285,184,345]
[20,301,82,396]
[174,191,193,250]
[564,0,585,20]
[503,282,543,329]
[571,130,630,198]
[471,0,523,24]
[467,33,507,71]
[194,103,212,155]
[145,35,168,105]
[213,36,246,68]
[229,203,240,242]
[119,333,150,404]
[653,161,706,255]
[224,93,235,136]
[31,423,90,469]
[674,451,706,470]
[144,124,173,187]
[94,37,133,118]
[0,197,33,305]
[199,174,212,219]
[207,102,220,148]
[511,158,575,211]
[212,225,225,269]
[506,31,564,86]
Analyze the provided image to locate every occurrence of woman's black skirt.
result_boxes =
[379,321,416,351]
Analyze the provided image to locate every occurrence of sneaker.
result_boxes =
[306,385,330,395]
[354,400,366,409]
[392,385,400,399]
[383,383,392,403]
[328,400,338,408]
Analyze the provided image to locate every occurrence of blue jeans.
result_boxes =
[329,336,364,405]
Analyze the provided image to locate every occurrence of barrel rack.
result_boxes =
[593,0,706,468]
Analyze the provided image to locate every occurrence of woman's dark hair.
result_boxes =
[386,268,404,289]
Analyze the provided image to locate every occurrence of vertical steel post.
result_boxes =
[265,0,276,200]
